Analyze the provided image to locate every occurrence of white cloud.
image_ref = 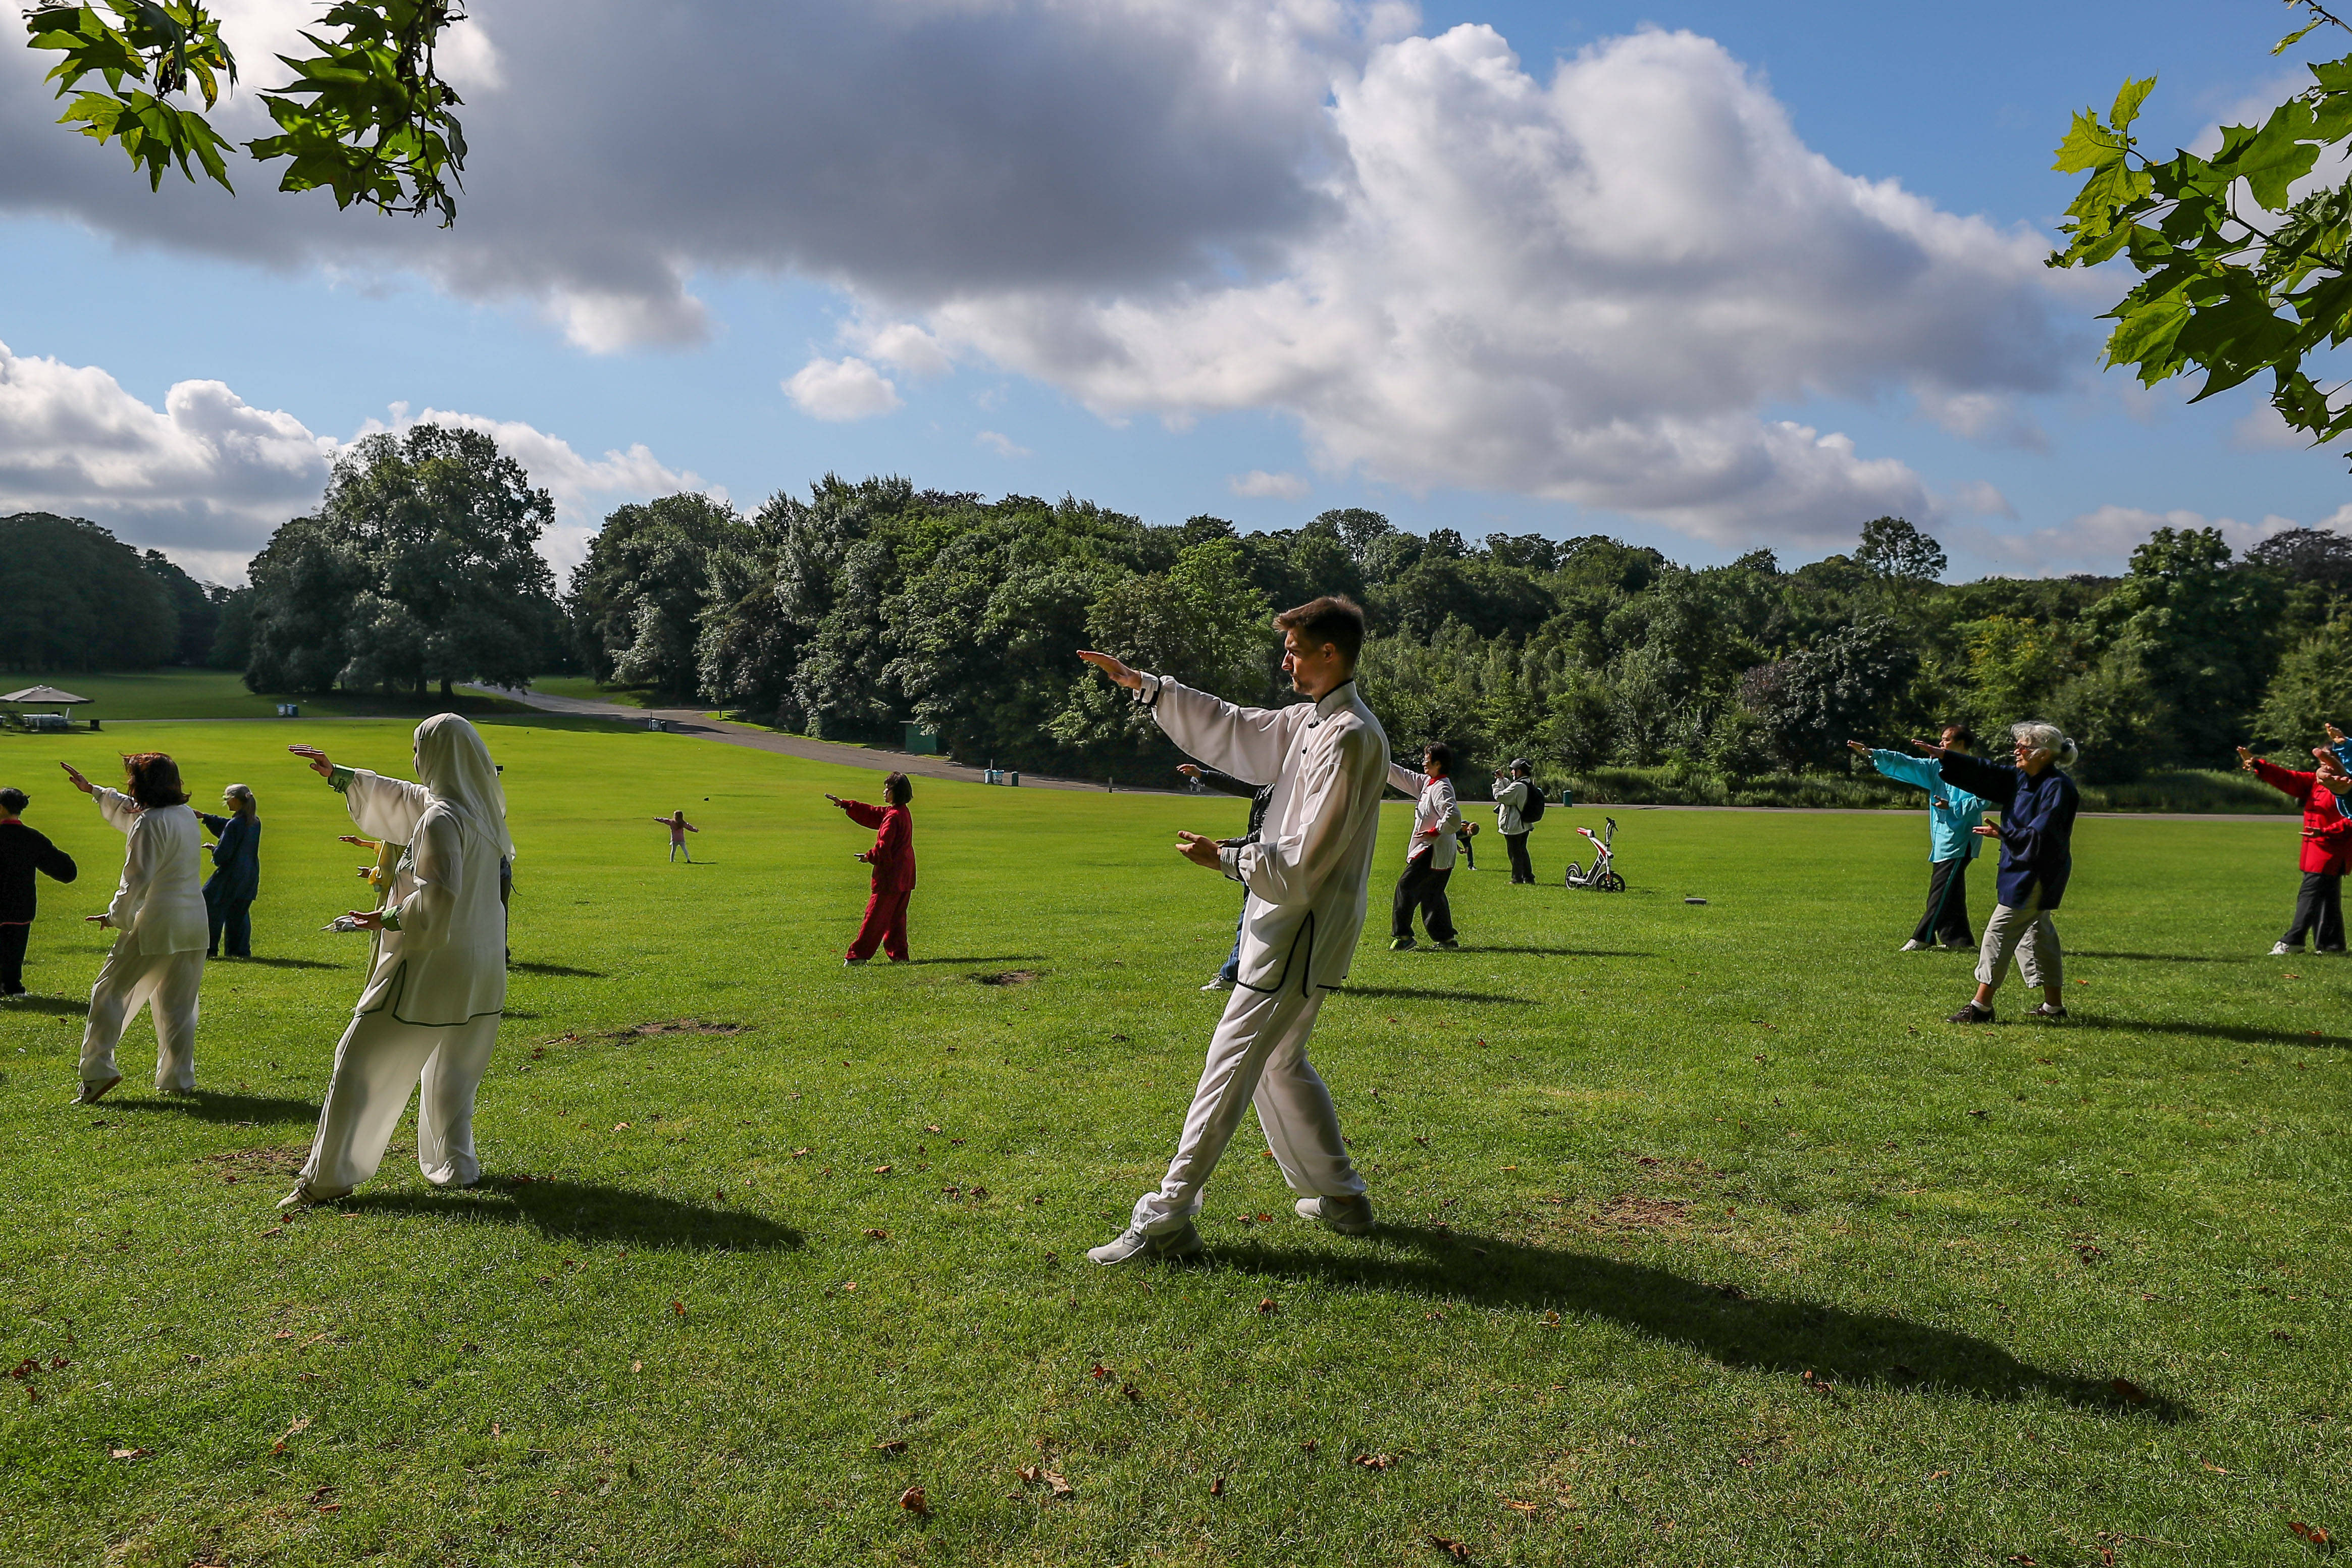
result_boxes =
[1228,469,1311,500]
[1953,504,2303,578]
[1944,479,2016,519]
[783,356,902,421]
[849,320,954,378]
[975,430,1030,458]
[932,26,2067,545]
[2231,399,2315,452]
[0,340,697,581]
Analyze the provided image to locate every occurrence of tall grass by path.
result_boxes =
[0,718,2346,1565]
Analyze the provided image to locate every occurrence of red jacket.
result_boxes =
[841,800,916,893]
[2251,759,2352,874]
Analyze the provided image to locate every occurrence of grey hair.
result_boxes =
[2011,721,2079,769]
[224,783,255,805]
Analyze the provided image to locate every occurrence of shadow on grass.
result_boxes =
[1215,1224,2188,1419]
[2070,950,2251,965]
[1458,946,1651,959]
[511,961,606,977]
[225,955,345,971]
[345,1179,803,1251]
[104,1090,318,1125]
[2065,1015,2339,1048]
[2,995,87,1016]
[1334,986,1536,1006]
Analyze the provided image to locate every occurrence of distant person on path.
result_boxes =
[1076,595,1386,1266]
[0,786,77,999]
[194,783,262,959]
[655,810,699,862]
[829,773,915,964]
[1492,759,1541,884]
[2237,743,2352,954]
[280,717,514,1205]
[1913,722,2081,1024]
[1387,742,1463,951]
[1849,725,1986,952]
[60,754,207,1103]
[1177,761,1274,992]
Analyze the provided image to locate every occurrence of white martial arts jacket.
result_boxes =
[334,769,508,1026]
[1385,764,1462,871]
[1141,673,1390,995]
[93,790,206,955]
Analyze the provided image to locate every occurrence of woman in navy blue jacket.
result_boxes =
[1911,721,2081,1024]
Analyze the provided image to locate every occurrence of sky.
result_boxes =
[0,0,2345,586]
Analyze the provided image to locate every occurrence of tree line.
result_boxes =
[14,422,2352,799]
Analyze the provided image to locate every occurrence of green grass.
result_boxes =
[522,677,659,709]
[2,719,2347,1566]
[0,669,532,723]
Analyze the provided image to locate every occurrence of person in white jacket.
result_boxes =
[1077,595,1387,1265]
[1385,741,1463,951]
[60,754,208,1104]
[279,716,513,1205]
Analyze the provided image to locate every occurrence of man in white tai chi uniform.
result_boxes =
[1077,595,1388,1265]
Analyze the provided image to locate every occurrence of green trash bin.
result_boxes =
[1559,787,1574,809]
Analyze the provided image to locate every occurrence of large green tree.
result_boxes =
[565,493,748,696]
[0,512,178,671]
[244,424,561,697]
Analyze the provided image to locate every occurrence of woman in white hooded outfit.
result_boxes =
[61,753,208,1104]
[280,716,512,1205]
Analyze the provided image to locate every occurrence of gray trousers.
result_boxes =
[1976,887,2062,991]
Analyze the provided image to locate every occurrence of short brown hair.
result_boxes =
[1274,595,1366,666]
[122,753,188,809]
[883,771,913,807]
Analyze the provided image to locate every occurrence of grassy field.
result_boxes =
[0,669,531,723]
[1,718,2347,1567]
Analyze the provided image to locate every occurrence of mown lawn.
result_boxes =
[1,718,2346,1566]
[0,669,537,723]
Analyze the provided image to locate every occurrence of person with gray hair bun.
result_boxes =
[1909,720,2081,1024]
[195,783,261,959]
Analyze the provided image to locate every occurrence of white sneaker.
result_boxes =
[2270,942,2296,956]
[1086,1222,1204,1266]
[68,1075,121,1107]
[1294,1194,1376,1235]
[1939,937,1973,952]
[1200,978,1234,991]
[1899,939,1927,952]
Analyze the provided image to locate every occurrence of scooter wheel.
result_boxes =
[1602,872,1626,893]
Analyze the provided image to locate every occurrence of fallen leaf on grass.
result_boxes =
[1352,1453,1394,1471]
[259,1226,285,1239]
[2110,1378,2149,1405]
[864,1228,889,1240]
[1429,1536,1472,1561]
[7,1360,33,1380]
[1210,1476,1226,1497]
[1120,1382,1140,1402]
[613,1123,629,1132]
[629,1361,641,1373]
[670,1300,686,1317]
[1301,1438,1320,1452]
[2289,1521,2331,1547]
[2203,1463,2230,1475]
[790,1148,809,1159]
[109,1447,150,1460]
[875,1439,907,1455]
[1016,1465,1075,1497]
[873,1165,894,1176]
[924,1124,942,1133]
[1088,1363,1112,1381]
[1258,1298,1278,1315]
[1502,1499,1538,1513]
[898,1485,928,1515]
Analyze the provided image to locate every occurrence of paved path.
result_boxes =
[480,687,1163,794]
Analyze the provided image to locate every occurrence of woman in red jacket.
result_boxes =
[828,771,915,964]
[2238,744,2352,954]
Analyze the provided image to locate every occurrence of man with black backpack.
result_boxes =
[1493,759,1544,884]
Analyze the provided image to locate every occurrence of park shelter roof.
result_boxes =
[0,686,92,705]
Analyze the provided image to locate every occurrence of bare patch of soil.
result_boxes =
[969,970,1040,987]
[1592,1195,1690,1230]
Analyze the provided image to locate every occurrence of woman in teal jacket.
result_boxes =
[1848,724,1987,952]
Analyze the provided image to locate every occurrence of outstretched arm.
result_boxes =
[1081,650,1292,784]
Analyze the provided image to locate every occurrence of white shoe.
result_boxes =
[2270,942,2296,956]
[1900,940,1927,952]
[1200,978,1234,991]
[68,1075,121,1107]
[1086,1222,1203,1266]
[277,1180,351,1210]
[845,956,869,966]
[1294,1194,1376,1235]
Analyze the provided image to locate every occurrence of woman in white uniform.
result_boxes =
[62,754,208,1104]
[280,716,512,1205]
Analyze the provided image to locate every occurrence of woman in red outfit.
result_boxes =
[828,772,915,964]
[2237,744,2352,954]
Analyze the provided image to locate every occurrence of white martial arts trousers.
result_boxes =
[298,1011,499,1194]
[80,944,203,1091]
[1132,979,1366,1235]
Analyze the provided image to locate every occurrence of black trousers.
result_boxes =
[1911,856,1973,947]
[205,890,253,958]
[1392,853,1456,943]
[0,922,26,992]
[2284,872,2345,951]
[1503,831,1535,884]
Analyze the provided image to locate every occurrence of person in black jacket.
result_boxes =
[194,783,262,958]
[0,786,79,997]
[1911,721,2082,1024]
[1178,761,1274,991]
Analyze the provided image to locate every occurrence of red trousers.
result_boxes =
[848,890,911,962]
